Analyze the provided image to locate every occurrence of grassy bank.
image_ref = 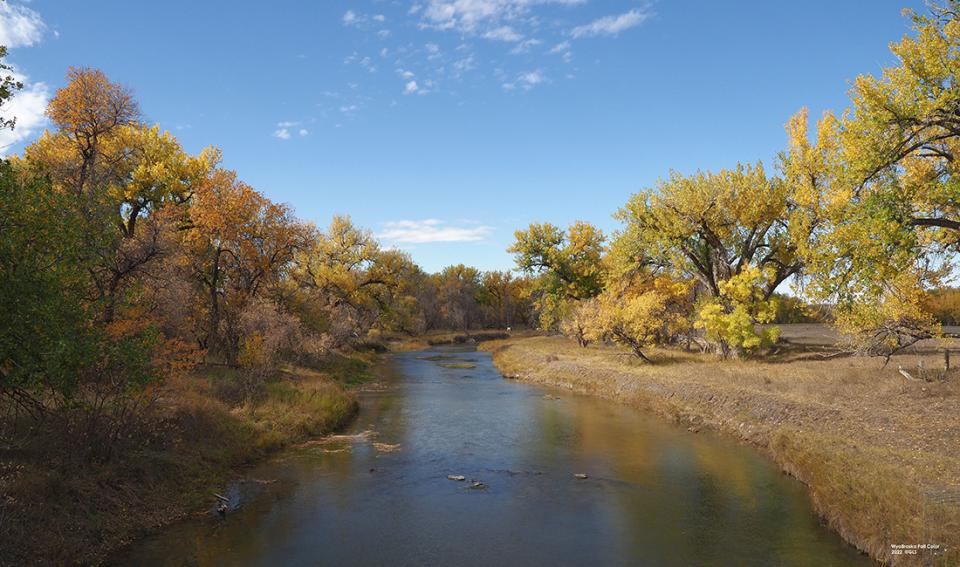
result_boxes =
[385,328,538,351]
[482,335,960,566]
[0,353,374,566]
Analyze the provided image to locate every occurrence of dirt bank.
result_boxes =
[482,335,960,566]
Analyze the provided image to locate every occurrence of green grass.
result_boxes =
[312,352,376,385]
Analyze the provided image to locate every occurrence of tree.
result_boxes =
[615,163,800,300]
[509,221,606,328]
[694,266,781,358]
[589,275,691,362]
[40,67,139,201]
[433,264,482,330]
[560,299,600,347]
[183,168,307,361]
[295,216,421,343]
[778,3,960,356]
[24,68,215,322]
[478,270,527,328]
[842,1,960,237]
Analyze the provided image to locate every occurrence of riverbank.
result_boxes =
[482,335,960,566]
[0,353,373,566]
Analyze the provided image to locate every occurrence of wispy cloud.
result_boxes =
[379,219,493,243]
[0,2,45,48]
[345,52,378,73]
[418,0,584,37]
[502,69,546,91]
[273,120,309,139]
[342,10,386,27]
[484,25,523,42]
[510,38,543,54]
[571,9,649,38]
[338,1,645,99]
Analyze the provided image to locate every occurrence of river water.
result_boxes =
[114,346,872,566]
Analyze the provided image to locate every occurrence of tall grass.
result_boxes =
[0,356,363,565]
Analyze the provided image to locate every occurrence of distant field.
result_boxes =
[775,323,960,353]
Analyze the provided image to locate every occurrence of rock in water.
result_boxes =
[447,475,466,481]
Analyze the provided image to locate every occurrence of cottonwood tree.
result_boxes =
[183,168,308,362]
[615,163,800,299]
[295,216,422,343]
[589,275,691,362]
[432,264,483,331]
[24,68,215,322]
[612,164,800,353]
[779,1,960,357]
[510,221,606,328]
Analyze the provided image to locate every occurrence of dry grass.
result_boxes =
[0,356,364,566]
[386,328,540,351]
[482,332,960,566]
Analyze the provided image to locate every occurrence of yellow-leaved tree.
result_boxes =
[588,275,691,362]
[777,23,960,356]
[613,163,799,355]
[695,266,780,358]
[509,221,606,329]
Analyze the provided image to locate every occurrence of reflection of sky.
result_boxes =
[115,349,872,566]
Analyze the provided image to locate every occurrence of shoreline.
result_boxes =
[481,335,960,566]
[1,356,375,566]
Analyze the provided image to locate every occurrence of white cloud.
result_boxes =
[379,219,494,243]
[484,25,523,42]
[452,55,476,75]
[548,40,573,62]
[510,38,542,54]
[274,120,311,139]
[420,0,584,36]
[0,2,45,48]
[404,80,420,94]
[343,10,386,28]
[502,69,545,91]
[571,9,648,38]
[344,52,378,72]
[0,69,49,154]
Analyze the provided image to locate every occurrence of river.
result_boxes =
[113,346,872,566]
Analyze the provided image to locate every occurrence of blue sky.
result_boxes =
[0,0,925,272]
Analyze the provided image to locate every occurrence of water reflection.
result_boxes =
[112,347,871,566]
